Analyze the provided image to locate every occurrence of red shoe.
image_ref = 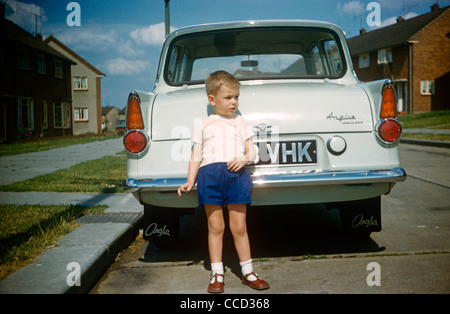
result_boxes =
[207,273,224,293]
[241,272,270,290]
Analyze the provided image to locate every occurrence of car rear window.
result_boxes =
[164,27,346,86]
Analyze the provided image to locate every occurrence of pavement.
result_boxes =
[0,133,448,294]
[0,137,144,294]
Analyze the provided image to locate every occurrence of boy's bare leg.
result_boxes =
[204,204,225,263]
[227,203,251,262]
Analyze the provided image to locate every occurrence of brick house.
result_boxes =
[101,106,119,132]
[347,4,449,113]
[44,35,106,135]
[0,5,75,142]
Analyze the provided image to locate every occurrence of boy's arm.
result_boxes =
[178,143,202,197]
[245,137,256,163]
[227,138,256,172]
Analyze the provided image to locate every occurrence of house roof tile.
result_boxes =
[0,17,75,65]
[347,6,449,56]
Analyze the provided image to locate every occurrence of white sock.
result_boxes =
[240,259,257,281]
[210,262,224,283]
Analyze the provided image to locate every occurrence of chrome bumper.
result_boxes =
[124,167,406,193]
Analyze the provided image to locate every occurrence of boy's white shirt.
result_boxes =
[193,114,254,168]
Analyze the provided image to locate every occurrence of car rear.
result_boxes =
[123,20,406,243]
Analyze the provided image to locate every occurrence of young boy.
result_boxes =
[177,70,270,293]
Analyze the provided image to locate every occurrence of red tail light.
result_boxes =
[127,92,144,130]
[123,130,148,154]
[377,119,402,143]
[124,91,148,155]
[376,80,402,144]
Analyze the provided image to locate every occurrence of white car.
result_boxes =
[123,20,406,245]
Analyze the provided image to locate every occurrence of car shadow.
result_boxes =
[138,204,386,270]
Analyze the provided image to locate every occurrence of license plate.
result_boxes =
[255,140,317,165]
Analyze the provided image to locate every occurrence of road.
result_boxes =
[90,143,450,295]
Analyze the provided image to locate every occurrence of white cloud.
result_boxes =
[5,0,48,34]
[101,58,149,76]
[51,28,120,52]
[116,39,146,57]
[129,22,176,46]
[337,1,366,16]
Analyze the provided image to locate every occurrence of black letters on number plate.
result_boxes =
[256,140,317,165]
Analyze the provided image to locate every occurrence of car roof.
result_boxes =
[167,20,342,39]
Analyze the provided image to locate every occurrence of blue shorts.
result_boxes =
[197,162,253,205]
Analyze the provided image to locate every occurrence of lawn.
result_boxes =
[399,110,450,129]
[0,154,127,193]
[399,110,450,142]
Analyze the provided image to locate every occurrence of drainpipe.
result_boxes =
[407,41,418,114]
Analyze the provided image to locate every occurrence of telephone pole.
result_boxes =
[165,0,170,36]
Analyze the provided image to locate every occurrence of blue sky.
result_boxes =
[3,0,449,108]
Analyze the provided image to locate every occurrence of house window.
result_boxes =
[19,98,33,130]
[74,108,88,121]
[377,48,392,64]
[42,100,48,129]
[358,53,370,68]
[54,60,63,78]
[74,77,88,90]
[54,101,71,128]
[420,80,435,95]
[17,52,30,70]
[37,55,46,74]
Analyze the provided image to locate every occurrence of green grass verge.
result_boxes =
[0,155,127,193]
[0,204,107,280]
[398,110,450,129]
[0,134,121,157]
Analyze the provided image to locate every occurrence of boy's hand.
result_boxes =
[227,158,247,172]
[177,182,194,197]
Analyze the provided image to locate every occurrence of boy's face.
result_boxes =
[208,85,240,117]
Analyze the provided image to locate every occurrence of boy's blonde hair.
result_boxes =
[205,70,240,96]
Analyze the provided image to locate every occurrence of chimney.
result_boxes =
[431,3,440,11]
[397,16,405,23]
[360,28,366,35]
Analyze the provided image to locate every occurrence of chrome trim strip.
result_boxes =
[124,167,406,192]
[382,78,393,93]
